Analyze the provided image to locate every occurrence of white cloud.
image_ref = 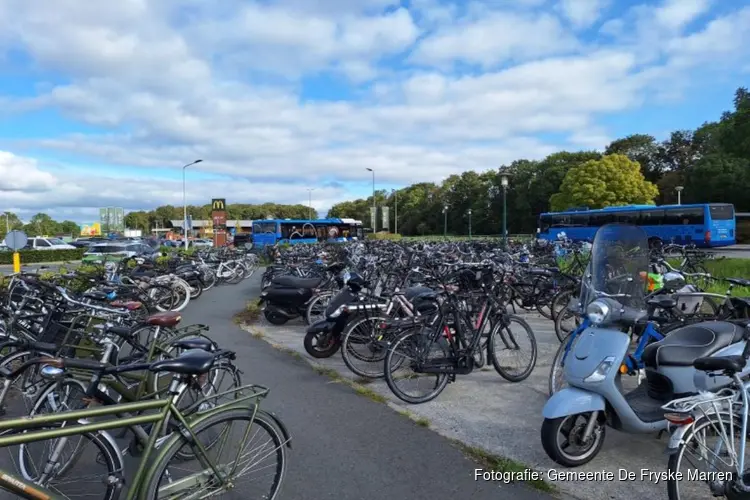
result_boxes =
[0,0,747,219]
[410,11,580,68]
[557,0,609,28]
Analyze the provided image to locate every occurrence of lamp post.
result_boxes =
[442,205,448,238]
[182,159,203,249]
[501,173,509,249]
[307,188,315,219]
[366,168,376,232]
[467,209,472,240]
[675,186,684,205]
[393,189,399,235]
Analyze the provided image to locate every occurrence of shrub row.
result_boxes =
[365,232,403,241]
[0,248,87,265]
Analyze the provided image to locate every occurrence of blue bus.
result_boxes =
[538,203,735,248]
[252,218,364,247]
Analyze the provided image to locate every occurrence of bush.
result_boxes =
[366,232,403,241]
[0,248,86,265]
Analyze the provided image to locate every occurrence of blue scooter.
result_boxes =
[540,223,750,467]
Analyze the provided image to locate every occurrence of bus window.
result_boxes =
[615,211,639,224]
[640,209,664,225]
[664,207,704,225]
[570,213,589,226]
[709,204,734,220]
[589,212,614,226]
[280,223,303,239]
[253,222,278,234]
[539,215,552,232]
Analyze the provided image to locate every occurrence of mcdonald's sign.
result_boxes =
[211,199,226,211]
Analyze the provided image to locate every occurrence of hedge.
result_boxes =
[366,232,403,241]
[0,248,86,265]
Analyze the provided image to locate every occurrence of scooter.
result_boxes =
[259,264,346,325]
[540,223,750,467]
[304,273,369,358]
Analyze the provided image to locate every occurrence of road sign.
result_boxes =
[3,230,27,251]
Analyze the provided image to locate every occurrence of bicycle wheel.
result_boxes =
[667,412,742,500]
[340,316,390,379]
[305,292,334,326]
[550,289,575,322]
[488,315,537,382]
[143,408,287,500]
[384,330,450,404]
[7,425,122,500]
[554,306,581,342]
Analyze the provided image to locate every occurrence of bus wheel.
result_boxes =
[648,238,662,250]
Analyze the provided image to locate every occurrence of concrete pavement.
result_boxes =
[249,306,677,500]
[180,276,552,500]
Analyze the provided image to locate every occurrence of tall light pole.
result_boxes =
[392,189,399,235]
[366,168,376,232]
[307,188,315,219]
[467,209,472,240]
[501,173,509,249]
[182,159,203,249]
[675,186,684,205]
[443,205,448,238]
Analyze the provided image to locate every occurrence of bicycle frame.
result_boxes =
[0,382,268,500]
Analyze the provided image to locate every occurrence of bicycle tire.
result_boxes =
[142,408,287,500]
[488,315,537,382]
[384,330,449,404]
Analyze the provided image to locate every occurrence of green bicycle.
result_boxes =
[0,349,290,499]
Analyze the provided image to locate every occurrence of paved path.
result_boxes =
[180,276,551,500]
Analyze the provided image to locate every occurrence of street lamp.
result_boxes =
[675,186,684,205]
[307,188,315,219]
[392,189,399,235]
[442,205,448,238]
[182,159,203,249]
[467,209,472,240]
[501,173,509,249]
[366,168,376,232]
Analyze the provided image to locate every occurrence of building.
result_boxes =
[169,219,254,237]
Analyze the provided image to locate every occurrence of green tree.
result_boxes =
[24,213,60,236]
[59,221,80,237]
[550,154,659,211]
[124,211,151,233]
[605,134,662,182]
[683,154,750,210]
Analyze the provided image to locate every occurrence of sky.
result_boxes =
[0,0,749,223]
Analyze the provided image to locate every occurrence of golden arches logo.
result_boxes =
[211,199,226,211]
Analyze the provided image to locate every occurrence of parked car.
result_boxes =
[82,242,159,263]
[71,237,106,248]
[191,239,214,248]
[25,237,76,251]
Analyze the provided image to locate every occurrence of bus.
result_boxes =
[538,203,735,248]
[252,218,364,247]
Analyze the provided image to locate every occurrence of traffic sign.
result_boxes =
[3,230,27,251]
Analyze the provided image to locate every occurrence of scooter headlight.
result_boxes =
[584,356,616,383]
[586,299,610,325]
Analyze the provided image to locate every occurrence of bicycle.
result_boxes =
[0,348,290,499]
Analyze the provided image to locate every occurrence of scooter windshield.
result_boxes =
[585,223,649,310]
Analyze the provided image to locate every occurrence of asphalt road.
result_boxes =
[179,276,550,500]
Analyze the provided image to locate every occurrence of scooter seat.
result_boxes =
[404,287,433,300]
[643,321,746,368]
[647,296,677,309]
[271,276,322,289]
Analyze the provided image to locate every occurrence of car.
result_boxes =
[191,239,214,248]
[82,242,159,263]
[71,237,106,248]
[25,237,77,251]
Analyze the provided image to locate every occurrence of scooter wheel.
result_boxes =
[541,414,605,467]
[263,309,289,325]
[303,331,341,358]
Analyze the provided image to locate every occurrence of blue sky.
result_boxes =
[0,0,748,223]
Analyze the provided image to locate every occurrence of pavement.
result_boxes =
[179,276,553,500]
[249,301,680,500]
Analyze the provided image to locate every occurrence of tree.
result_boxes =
[124,211,152,233]
[683,154,750,210]
[550,154,659,211]
[605,134,662,182]
[59,221,80,237]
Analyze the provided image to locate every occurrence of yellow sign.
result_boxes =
[212,199,226,211]
[80,222,102,236]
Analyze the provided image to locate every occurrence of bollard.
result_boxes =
[12,252,20,273]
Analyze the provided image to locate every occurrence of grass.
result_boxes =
[233,301,262,324]
[456,442,557,494]
[396,409,431,427]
